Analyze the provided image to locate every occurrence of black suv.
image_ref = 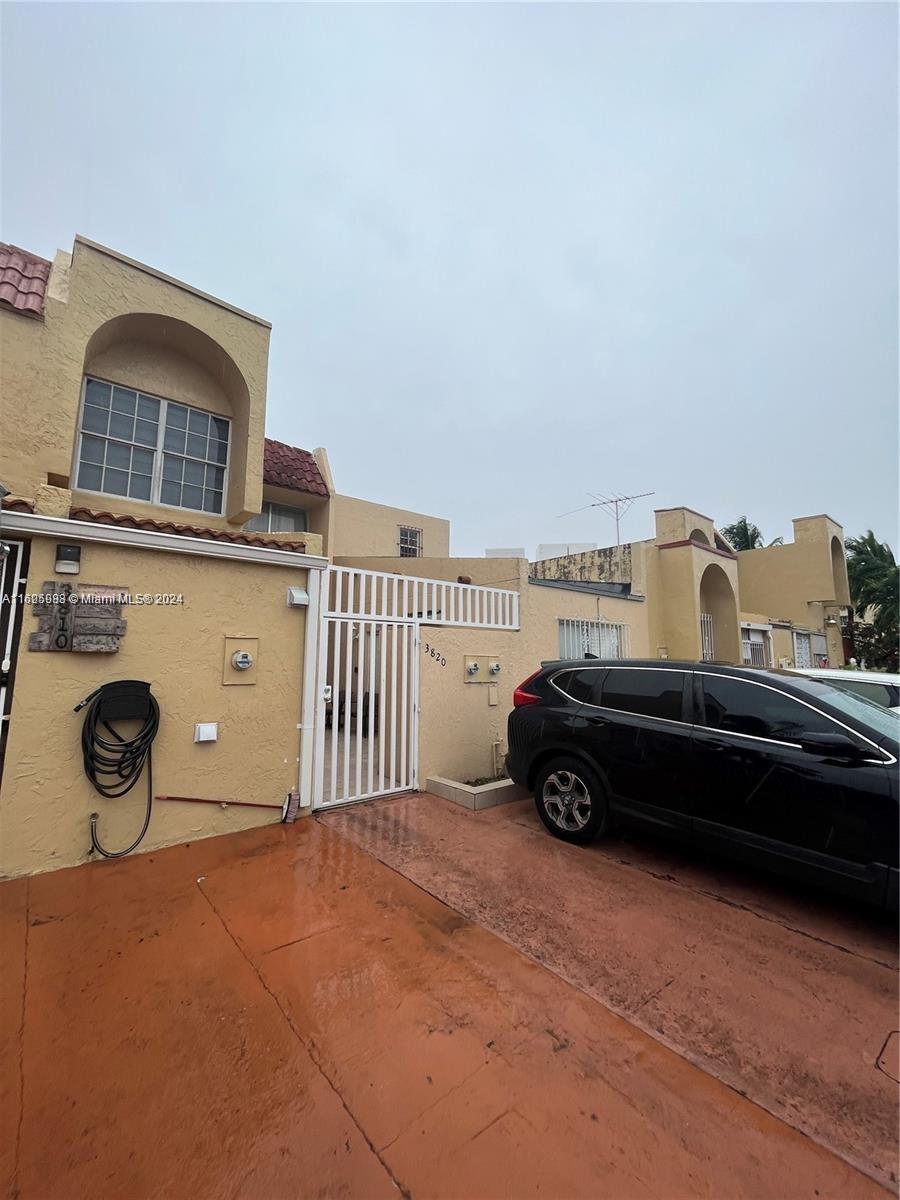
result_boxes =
[506,660,899,909]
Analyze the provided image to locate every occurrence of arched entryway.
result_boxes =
[699,563,739,663]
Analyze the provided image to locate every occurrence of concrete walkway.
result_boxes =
[1,806,893,1199]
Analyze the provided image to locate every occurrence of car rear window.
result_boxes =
[553,668,603,704]
[701,676,835,742]
[600,669,685,722]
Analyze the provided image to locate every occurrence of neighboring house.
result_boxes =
[329,493,450,559]
[530,506,851,670]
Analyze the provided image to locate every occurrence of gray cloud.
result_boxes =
[3,1,896,553]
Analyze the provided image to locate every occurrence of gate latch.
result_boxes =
[322,685,333,703]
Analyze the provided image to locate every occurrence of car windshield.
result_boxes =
[785,675,900,742]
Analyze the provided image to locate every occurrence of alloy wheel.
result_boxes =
[542,770,592,832]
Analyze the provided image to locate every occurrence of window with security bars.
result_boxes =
[558,618,630,660]
[76,377,229,515]
[398,526,422,557]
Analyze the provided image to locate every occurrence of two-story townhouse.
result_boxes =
[0,236,454,877]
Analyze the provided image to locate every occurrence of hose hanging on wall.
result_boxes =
[74,680,160,859]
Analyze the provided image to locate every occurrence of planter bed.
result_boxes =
[425,775,528,812]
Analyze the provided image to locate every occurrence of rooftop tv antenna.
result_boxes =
[558,490,655,547]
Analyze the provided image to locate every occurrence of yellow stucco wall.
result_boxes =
[654,507,717,546]
[417,625,517,783]
[334,555,650,783]
[736,515,849,665]
[0,237,271,527]
[330,495,450,558]
[0,536,309,878]
[416,583,650,783]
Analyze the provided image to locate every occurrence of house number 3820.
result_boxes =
[423,643,446,667]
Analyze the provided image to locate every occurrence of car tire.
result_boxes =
[533,757,608,845]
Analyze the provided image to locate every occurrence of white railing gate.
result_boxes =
[313,565,519,810]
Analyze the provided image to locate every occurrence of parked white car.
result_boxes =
[789,667,900,712]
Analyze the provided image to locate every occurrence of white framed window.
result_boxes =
[244,502,308,534]
[75,376,230,515]
[398,526,422,557]
[558,618,630,660]
[741,626,773,668]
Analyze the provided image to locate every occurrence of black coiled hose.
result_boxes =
[75,681,160,859]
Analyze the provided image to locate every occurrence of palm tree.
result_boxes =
[720,516,784,551]
[846,532,899,637]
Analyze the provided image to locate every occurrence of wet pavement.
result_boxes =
[2,800,896,1199]
[327,794,900,1190]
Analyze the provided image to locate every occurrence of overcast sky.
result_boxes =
[3,3,896,555]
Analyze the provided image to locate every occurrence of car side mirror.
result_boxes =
[798,732,868,761]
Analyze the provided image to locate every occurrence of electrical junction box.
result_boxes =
[223,636,259,685]
[464,655,501,683]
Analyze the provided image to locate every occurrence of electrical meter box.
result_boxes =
[223,636,259,685]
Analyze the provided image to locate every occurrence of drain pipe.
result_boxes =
[298,565,324,810]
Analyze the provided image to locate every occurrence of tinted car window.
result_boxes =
[553,668,603,704]
[702,677,835,741]
[601,669,685,722]
[838,679,895,709]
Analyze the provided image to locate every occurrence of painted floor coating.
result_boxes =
[2,795,896,1199]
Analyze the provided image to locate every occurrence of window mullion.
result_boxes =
[151,399,168,505]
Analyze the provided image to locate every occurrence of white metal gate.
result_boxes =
[0,539,29,782]
[312,565,519,810]
[315,617,418,808]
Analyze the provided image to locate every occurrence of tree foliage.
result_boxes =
[852,619,899,673]
[720,516,784,551]
[846,532,899,664]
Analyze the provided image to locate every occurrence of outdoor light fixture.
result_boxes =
[55,544,82,575]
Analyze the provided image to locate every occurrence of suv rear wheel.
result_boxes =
[534,757,608,845]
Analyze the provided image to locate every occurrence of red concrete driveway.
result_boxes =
[325,793,900,1190]
[2,799,895,1199]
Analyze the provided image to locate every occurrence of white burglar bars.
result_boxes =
[741,628,772,668]
[319,618,418,808]
[326,565,519,629]
[700,612,715,661]
[558,618,631,660]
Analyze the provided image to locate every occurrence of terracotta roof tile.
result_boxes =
[0,243,51,319]
[67,507,308,553]
[1,496,35,514]
[263,438,329,498]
